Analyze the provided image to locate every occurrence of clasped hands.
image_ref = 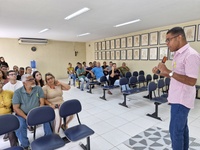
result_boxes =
[152,62,170,75]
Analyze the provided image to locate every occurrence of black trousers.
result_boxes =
[8,132,18,147]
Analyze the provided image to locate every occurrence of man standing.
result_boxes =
[12,74,52,150]
[153,27,200,150]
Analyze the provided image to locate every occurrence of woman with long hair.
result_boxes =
[0,70,8,85]
[42,72,72,134]
[32,71,45,87]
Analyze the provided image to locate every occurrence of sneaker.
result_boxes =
[3,134,8,141]
[28,126,34,133]
[107,91,112,95]
[81,89,84,91]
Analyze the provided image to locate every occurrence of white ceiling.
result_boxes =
[1,0,200,42]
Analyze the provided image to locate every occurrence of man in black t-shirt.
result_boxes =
[102,61,108,75]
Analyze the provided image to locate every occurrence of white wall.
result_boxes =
[0,38,86,78]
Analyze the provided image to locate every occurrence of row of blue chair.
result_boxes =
[0,100,94,150]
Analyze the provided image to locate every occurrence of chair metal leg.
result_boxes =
[146,102,162,121]
[79,137,90,150]
[87,84,92,94]
[119,94,128,108]
[100,89,107,100]
[196,90,200,99]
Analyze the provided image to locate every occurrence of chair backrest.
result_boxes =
[138,75,145,83]
[0,114,19,135]
[165,77,170,86]
[139,70,144,76]
[125,71,131,79]
[146,74,152,82]
[119,77,128,86]
[100,76,107,83]
[59,99,82,118]
[129,76,138,85]
[153,74,158,80]
[27,106,55,126]
[160,75,164,79]
[158,79,165,89]
[86,73,93,79]
[133,71,138,77]
[148,82,157,92]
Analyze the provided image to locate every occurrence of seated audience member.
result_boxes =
[77,63,89,91]
[89,62,104,82]
[105,61,113,73]
[17,67,25,80]
[43,73,72,133]
[82,61,87,70]
[118,62,130,77]
[32,71,45,87]
[13,65,19,75]
[74,62,80,72]
[107,63,121,94]
[25,66,32,74]
[3,70,23,92]
[0,70,8,85]
[93,61,97,67]
[67,63,76,86]
[1,65,8,77]
[0,57,9,69]
[102,61,109,75]
[85,62,93,76]
[12,74,52,150]
[0,82,18,147]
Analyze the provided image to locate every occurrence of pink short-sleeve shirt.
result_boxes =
[168,44,200,108]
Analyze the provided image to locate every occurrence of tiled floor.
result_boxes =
[1,79,200,150]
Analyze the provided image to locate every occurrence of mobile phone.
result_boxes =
[55,104,59,108]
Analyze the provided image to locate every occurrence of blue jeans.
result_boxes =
[16,115,52,148]
[69,74,76,85]
[79,77,89,90]
[170,104,190,150]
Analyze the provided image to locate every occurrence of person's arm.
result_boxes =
[125,66,130,71]
[39,98,45,106]
[110,67,115,78]
[156,62,197,86]
[89,69,95,77]
[55,80,71,90]
[13,104,27,119]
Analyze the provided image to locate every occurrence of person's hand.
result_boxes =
[158,62,170,74]
[112,66,115,71]
[152,66,159,74]
[55,80,61,86]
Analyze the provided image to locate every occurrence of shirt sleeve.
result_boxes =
[38,86,44,98]
[185,53,200,79]
[12,90,21,105]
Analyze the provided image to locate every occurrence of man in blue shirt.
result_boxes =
[12,74,52,150]
[89,62,104,82]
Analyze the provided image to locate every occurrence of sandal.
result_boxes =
[61,124,68,131]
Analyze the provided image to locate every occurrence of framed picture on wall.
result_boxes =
[111,51,115,60]
[106,41,110,50]
[115,50,120,60]
[133,35,140,47]
[98,52,102,60]
[120,50,126,60]
[159,47,168,60]
[150,32,158,45]
[102,51,106,60]
[159,30,168,44]
[141,33,149,46]
[111,40,115,49]
[149,47,158,60]
[127,36,133,47]
[95,52,98,60]
[140,48,148,60]
[98,42,102,50]
[106,51,110,60]
[127,49,133,60]
[115,39,121,49]
[197,24,200,41]
[169,51,174,60]
[183,25,196,42]
[121,37,126,48]
[133,49,140,60]
[102,41,106,50]
[94,42,98,51]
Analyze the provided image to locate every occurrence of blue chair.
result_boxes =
[145,74,152,86]
[129,76,138,88]
[138,75,147,91]
[196,85,200,99]
[0,114,23,150]
[59,99,94,150]
[165,77,170,92]
[27,106,65,150]
[153,74,158,81]
[125,71,132,80]
[139,70,145,76]
[146,82,168,121]
[133,71,138,77]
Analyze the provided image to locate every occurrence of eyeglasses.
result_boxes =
[165,34,181,43]
[26,78,35,82]
[47,77,54,81]
[9,73,17,76]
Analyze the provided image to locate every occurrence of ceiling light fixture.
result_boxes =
[65,7,90,20]
[77,33,90,37]
[114,19,141,27]
[39,28,50,33]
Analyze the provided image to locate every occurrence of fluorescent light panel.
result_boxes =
[114,19,141,27]
[39,28,50,33]
[77,33,90,37]
[65,7,90,20]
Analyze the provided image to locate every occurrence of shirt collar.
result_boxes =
[22,86,36,94]
[176,43,189,54]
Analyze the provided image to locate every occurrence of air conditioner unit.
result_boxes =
[18,38,48,44]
